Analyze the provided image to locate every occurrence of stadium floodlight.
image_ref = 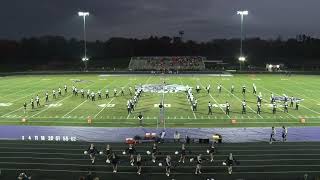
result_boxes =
[78,11,90,71]
[238,56,246,62]
[82,57,89,62]
[238,56,246,71]
[237,10,248,71]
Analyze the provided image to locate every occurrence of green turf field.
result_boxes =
[0,74,319,127]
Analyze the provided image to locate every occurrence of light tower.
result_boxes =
[237,10,248,71]
[78,11,90,71]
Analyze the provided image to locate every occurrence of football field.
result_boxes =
[0,73,320,127]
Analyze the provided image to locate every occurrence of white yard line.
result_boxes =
[62,100,88,118]
[30,95,73,118]
[1,107,23,118]
[0,80,44,98]
[94,98,115,118]
[216,82,263,118]
[179,76,197,119]
[198,81,230,118]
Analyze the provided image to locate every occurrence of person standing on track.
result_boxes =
[270,126,276,144]
[282,126,288,142]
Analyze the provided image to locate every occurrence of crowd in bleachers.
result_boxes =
[129,56,206,71]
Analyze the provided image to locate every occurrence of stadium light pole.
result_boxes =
[237,10,248,71]
[78,11,90,71]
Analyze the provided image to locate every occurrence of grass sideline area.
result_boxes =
[0,140,319,180]
[0,74,320,127]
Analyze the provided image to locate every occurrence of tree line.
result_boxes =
[0,34,319,71]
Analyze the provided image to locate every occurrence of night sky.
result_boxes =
[1,0,319,41]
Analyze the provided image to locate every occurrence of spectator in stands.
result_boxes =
[174,131,180,142]
[17,172,31,180]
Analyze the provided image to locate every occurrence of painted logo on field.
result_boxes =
[46,103,62,107]
[98,104,115,108]
[273,96,304,102]
[0,103,12,107]
[70,79,93,83]
[141,84,188,93]
[154,104,171,107]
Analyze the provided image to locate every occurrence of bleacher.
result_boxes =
[1,140,320,180]
[129,56,206,71]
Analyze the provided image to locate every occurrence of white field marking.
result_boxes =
[41,79,51,81]
[260,85,320,115]
[1,81,45,98]
[0,78,40,91]
[198,81,230,118]
[0,103,12,107]
[126,111,130,119]
[1,107,23,117]
[94,98,114,119]
[62,100,88,118]
[190,106,197,119]
[28,82,95,118]
[219,83,263,118]
[1,119,320,124]
[153,104,171,107]
[30,96,73,118]
[7,79,55,103]
[0,115,318,121]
